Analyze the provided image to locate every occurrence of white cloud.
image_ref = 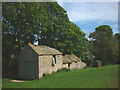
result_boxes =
[59,2,118,23]
[56,0,119,2]
[111,24,118,34]
[56,1,118,34]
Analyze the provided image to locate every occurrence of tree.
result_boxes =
[35,3,88,58]
[2,2,88,76]
[2,2,42,75]
[114,33,120,41]
[114,33,120,64]
[89,25,119,65]
[82,51,95,66]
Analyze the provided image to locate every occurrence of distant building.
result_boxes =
[62,54,86,70]
[18,43,63,79]
[93,60,102,67]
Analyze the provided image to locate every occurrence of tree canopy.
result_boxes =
[2,2,88,76]
[89,25,119,65]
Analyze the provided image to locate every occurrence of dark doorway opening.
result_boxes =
[68,63,71,68]
[52,55,56,66]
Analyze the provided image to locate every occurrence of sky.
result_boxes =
[56,1,118,37]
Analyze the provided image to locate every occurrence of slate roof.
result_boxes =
[28,43,62,55]
[62,54,81,64]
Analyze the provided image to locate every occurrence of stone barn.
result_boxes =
[93,60,102,67]
[62,54,86,70]
[18,43,63,79]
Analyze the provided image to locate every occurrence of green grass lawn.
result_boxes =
[2,64,118,88]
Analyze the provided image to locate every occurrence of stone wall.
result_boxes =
[70,62,77,70]
[69,61,86,70]
[18,45,86,79]
[77,61,86,69]
[38,55,62,78]
[38,56,53,78]
[63,64,68,69]
[55,55,63,70]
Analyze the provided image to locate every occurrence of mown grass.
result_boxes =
[2,64,118,88]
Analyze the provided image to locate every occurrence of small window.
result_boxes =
[52,55,56,66]
[58,56,60,60]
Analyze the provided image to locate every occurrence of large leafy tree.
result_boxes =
[36,3,88,57]
[89,25,119,65]
[2,2,88,76]
[114,33,120,64]
[114,33,120,41]
[2,2,43,75]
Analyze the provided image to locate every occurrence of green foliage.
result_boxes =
[38,10,88,57]
[89,25,119,65]
[2,2,88,76]
[114,33,120,41]
[2,65,118,88]
[82,51,95,66]
[114,33,120,64]
[57,68,70,72]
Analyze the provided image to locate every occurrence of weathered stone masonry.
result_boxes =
[18,43,86,79]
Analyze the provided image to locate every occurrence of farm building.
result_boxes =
[62,54,86,70]
[93,60,102,67]
[18,43,63,79]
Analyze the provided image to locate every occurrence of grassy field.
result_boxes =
[2,65,118,88]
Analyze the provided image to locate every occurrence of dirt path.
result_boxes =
[11,80,28,82]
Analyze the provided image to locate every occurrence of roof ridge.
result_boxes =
[28,43,62,55]
[28,43,41,55]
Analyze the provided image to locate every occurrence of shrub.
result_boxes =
[57,68,70,72]
[82,51,95,66]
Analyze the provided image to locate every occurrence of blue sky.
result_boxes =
[56,1,118,37]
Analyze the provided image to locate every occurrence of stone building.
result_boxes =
[93,60,102,67]
[18,43,63,79]
[62,54,86,70]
